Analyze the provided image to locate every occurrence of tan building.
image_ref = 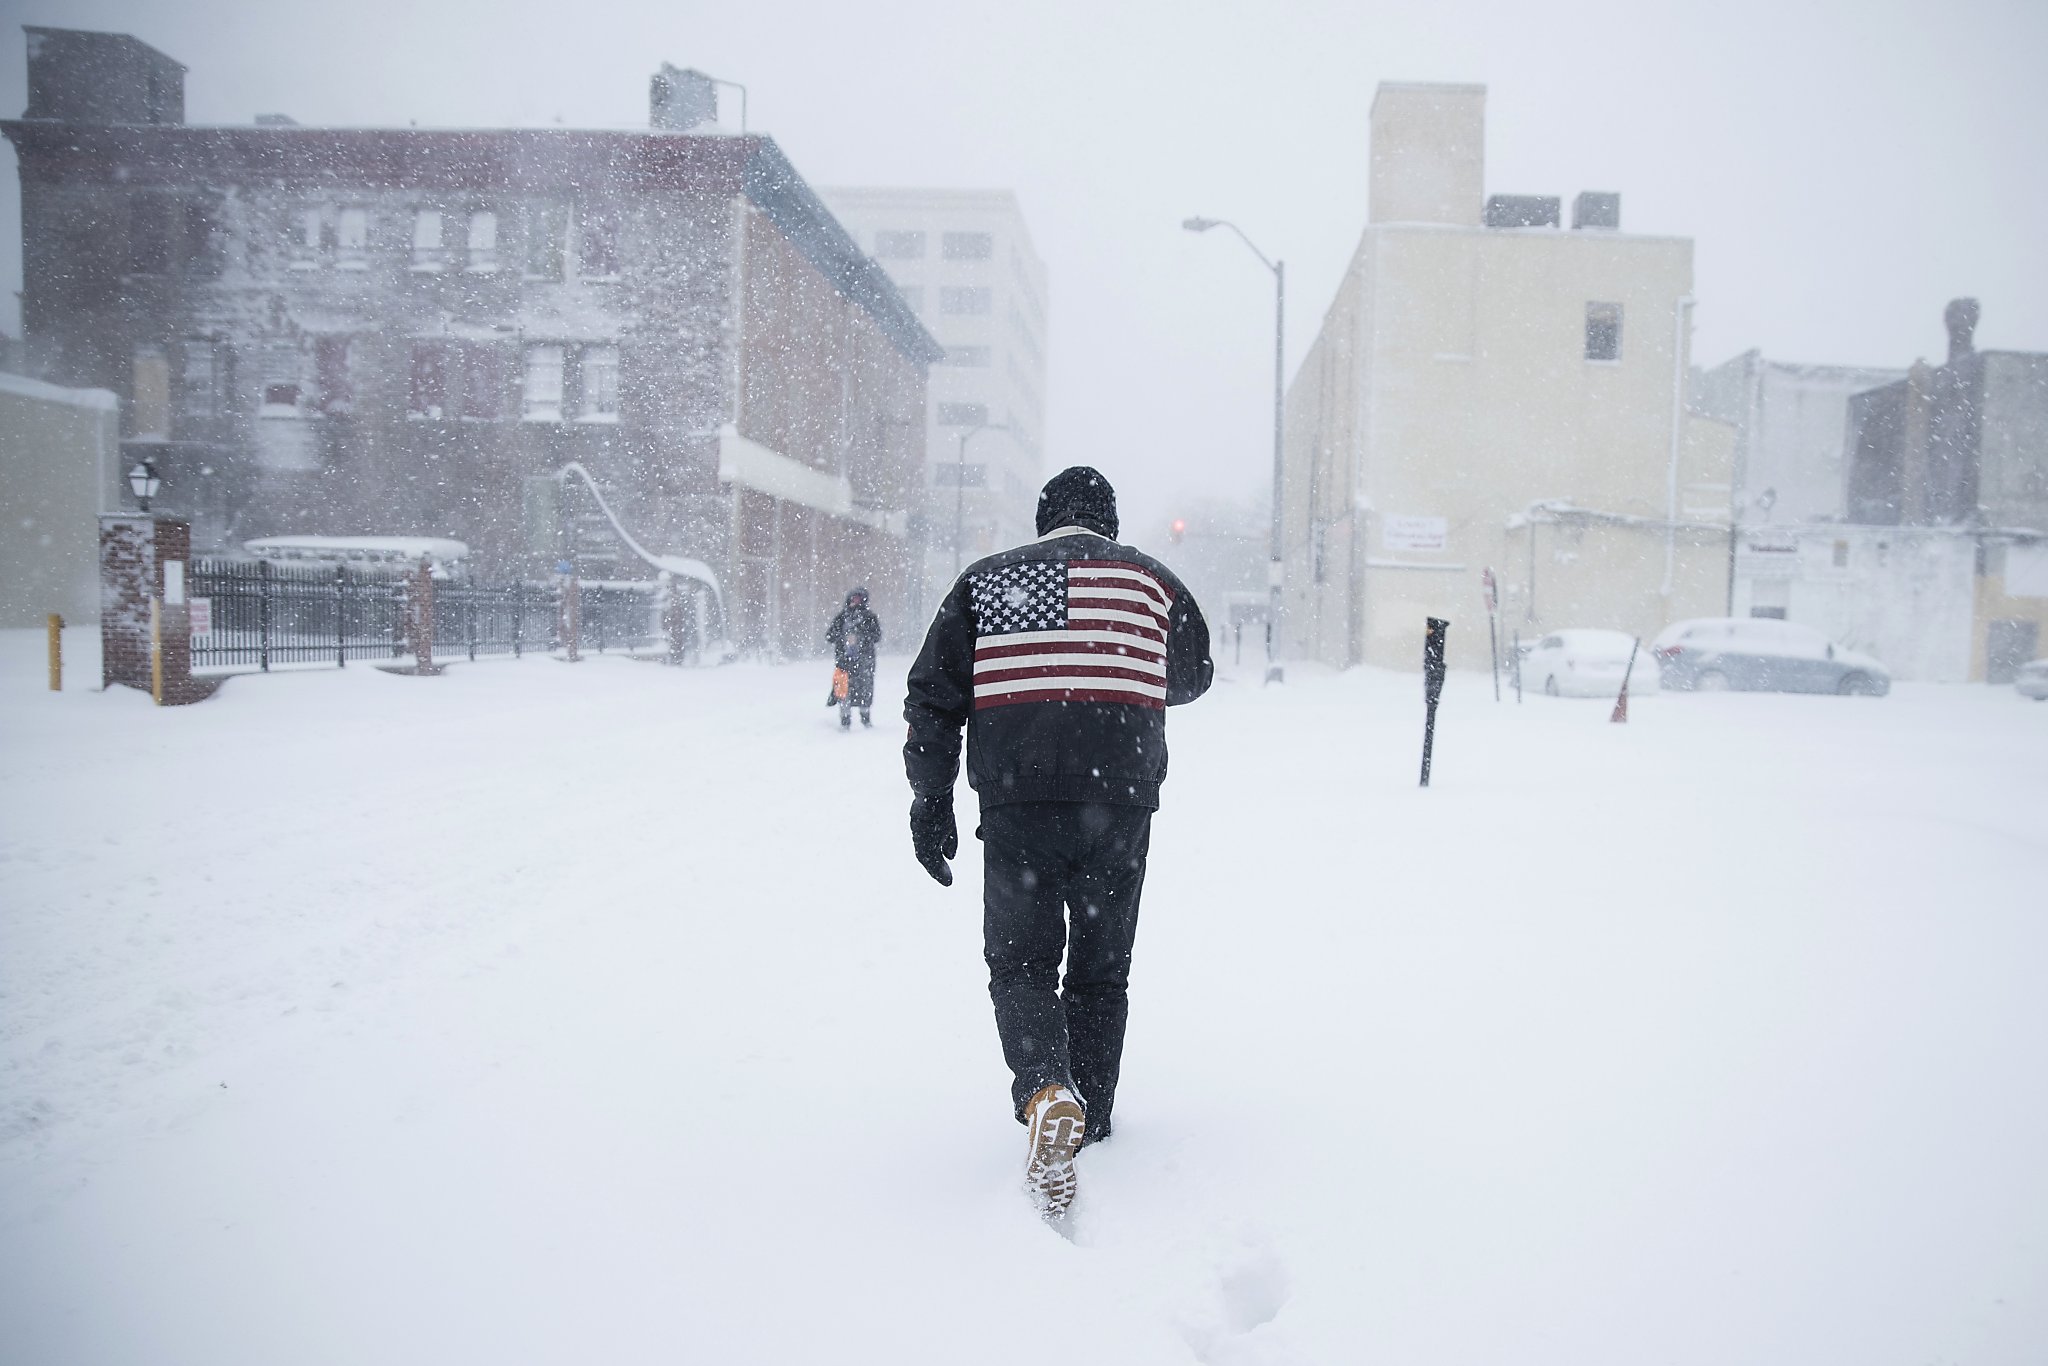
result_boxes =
[0,371,120,625]
[1284,83,1732,671]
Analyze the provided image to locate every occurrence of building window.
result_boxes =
[313,337,353,416]
[411,209,446,271]
[523,343,565,420]
[895,285,924,314]
[579,207,620,278]
[409,343,452,419]
[874,230,925,260]
[936,401,989,426]
[1585,302,1622,362]
[466,211,498,273]
[336,207,369,268]
[524,203,566,280]
[933,462,987,488]
[942,231,993,261]
[462,344,505,421]
[577,344,621,421]
[289,206,323,268]
[940,286,992,316]
[1832,539,1850,568]
[178,339,229,419]
[941,345,991,367]
[128,196,172,275]
[260,383,302,418]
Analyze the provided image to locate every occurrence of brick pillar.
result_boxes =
[98,516,222,705]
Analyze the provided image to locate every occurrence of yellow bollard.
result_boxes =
[150,598,164,706]
[48,613,63,691]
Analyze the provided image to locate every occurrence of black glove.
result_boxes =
[909,792,959,887]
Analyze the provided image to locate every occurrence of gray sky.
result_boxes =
[3,0,2042,532]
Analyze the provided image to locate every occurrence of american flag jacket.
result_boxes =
[903,528,1214,810]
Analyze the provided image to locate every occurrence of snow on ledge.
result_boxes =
[0,371,120,412]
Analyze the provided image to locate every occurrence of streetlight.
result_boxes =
[953,420,1009,577]
[1184,215,1285,682]
[127,458,162,513]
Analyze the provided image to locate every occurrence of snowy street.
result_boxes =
[2,630,2045,1364]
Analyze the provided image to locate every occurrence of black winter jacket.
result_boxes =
[903,529,1213,810]
[827,605,882,670]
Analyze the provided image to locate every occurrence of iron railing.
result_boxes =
[189,560,661,673]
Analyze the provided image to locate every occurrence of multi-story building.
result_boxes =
[1280,82,1733,671]
[4,28,941,654]
[817,187,1048,614]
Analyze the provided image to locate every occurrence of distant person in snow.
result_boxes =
[902,466,1214,1217]
[826,587,882,729]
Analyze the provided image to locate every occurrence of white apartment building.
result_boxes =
[1283,83,1734,671]
[819,188,1049,613]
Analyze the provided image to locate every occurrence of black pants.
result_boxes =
[981,801,1153,1141]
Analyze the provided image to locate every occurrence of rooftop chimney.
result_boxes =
[1944,297,1980,364]
[1369,83,1486,227]
[22,26,185,125]
[650,64,718,132]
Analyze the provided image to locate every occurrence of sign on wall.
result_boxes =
[188,597,212,637]
[1382,515,1448,554]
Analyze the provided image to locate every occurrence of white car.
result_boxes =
[2017,659,2048,701]
[1519,628,1658,698]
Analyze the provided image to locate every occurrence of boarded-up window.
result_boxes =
[462,344,504,420]
[411,209,445,270]
[467,211,498,272]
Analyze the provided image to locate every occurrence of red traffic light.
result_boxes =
[1169,518,1187,544]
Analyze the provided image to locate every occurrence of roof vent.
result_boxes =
[1483,195,1560,229]
[1572,191,1621,230]
[650,64,718,132]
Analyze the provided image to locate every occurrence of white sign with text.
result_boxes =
[1382,515,1448,554]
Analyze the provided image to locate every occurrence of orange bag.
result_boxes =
[832,668,850,701]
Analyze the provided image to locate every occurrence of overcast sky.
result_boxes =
[3,0,2042,532]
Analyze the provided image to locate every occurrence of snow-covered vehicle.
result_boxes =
[2015,658,2048,701]
[1653,618,1890,696]
[1520,628,1657,697]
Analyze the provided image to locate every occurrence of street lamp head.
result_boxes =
[1182,216,1219,233]
[127,458,161,511]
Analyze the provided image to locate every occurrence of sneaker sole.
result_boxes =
[1026,1094,1086,1216]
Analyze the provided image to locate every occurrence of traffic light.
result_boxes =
[1169,518,1187,544]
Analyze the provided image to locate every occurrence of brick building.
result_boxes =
[3,28,941,654]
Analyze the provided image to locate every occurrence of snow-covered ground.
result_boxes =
[2,628,2044,1365]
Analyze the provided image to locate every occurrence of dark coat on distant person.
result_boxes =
[828,592,883,706]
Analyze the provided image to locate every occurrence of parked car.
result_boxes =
[1520,628,1658,698]
[1652,618,1891,695]
[2016,658,2048,701]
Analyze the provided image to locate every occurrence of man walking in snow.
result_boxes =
[826,587,882,729]
[903,466,1213,1216]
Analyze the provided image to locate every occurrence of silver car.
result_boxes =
[1653,618,1891,696]
[2016,659,2048,701]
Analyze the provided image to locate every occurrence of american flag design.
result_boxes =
[970,559,1176,711]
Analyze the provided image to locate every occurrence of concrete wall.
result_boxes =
[0,372,118,624]
[1694,351,1904,526]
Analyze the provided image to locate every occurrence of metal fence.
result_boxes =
[189,559,661,673]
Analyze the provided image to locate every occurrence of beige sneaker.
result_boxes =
[1024,1083,1086,1217]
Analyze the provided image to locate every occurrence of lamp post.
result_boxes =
[953,420,1008,577]
[127,458,162,514]
[1184,215,1285,681]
